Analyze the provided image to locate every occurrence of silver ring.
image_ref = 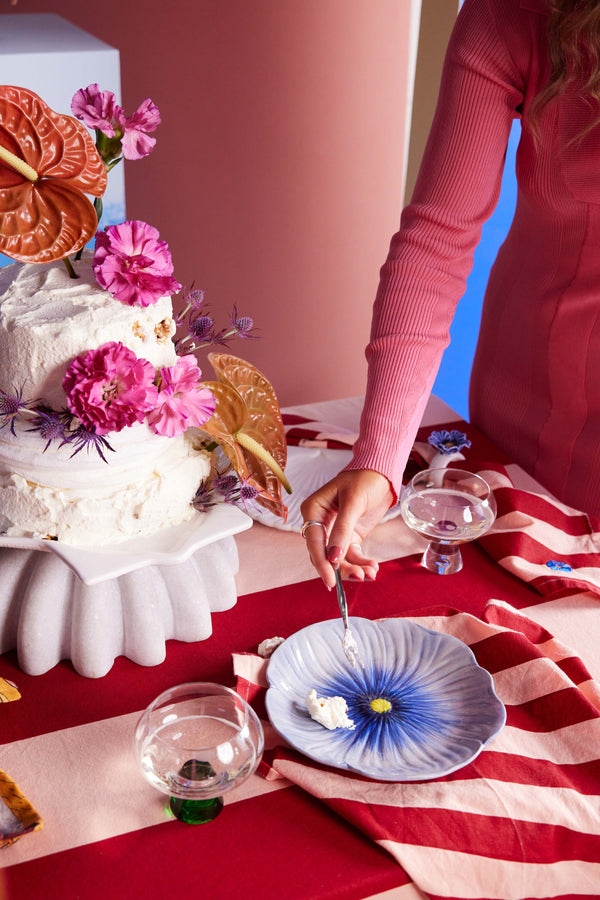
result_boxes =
[301,520,327,540]
[350,542,362,551]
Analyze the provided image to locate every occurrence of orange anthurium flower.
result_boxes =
[200,353,291,521]
[0,85,107,263]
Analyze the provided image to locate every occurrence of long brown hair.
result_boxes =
[530,0,600,127]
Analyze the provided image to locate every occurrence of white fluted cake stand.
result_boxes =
[0,504,252,678]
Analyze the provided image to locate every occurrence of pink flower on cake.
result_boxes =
[147,356,216,437]
[71,84,121,138]
[93,221,182,307]
[119,98,161,160]
[71,85,161,161]
[63,342,158,435]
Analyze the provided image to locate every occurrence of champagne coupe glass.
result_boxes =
[400,468,496,575]
[133,682,264,824]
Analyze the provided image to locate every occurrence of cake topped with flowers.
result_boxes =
[0,84,288,545]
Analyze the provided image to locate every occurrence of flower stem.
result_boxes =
[0,144,39,182]
[62,256,79,279]
[234,431,292,493]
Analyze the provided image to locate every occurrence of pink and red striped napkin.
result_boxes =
[473,463,600,600]
[233,602,600,900]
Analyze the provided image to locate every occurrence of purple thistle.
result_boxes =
[230,306,257,339]
[213,471,239,501]
[174,286,208,327]
[0,386,31,435]
[189,313,215,342]
[192,479,220,512]
[67,424,116,464]
[27,406,70,452]
[214,472,238,491]
[186,287,206,310]
[237,477,263,512]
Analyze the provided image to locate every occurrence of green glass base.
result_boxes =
[169,759,223,824]
[169,794,224,824]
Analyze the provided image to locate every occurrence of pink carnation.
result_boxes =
[147,356,216,437]
[93,221,182,307]
[63,342,158,435]
[71,83,120,137]
[71,85,160,161]
[119,97,161,160]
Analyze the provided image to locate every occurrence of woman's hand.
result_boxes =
[300,469,395,589]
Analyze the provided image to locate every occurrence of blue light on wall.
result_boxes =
[431,117,520,420]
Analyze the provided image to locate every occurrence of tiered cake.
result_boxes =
[0,255,210,545]
[0,83,288,558]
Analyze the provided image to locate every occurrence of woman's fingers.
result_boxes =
[301,519,332,586]
[343,540,379,581]
[300,469,394,586]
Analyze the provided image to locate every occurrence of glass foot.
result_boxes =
[169,794,224,824]
[169,759,224,824]
[422,542,463,575]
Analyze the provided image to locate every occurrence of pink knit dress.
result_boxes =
[348,0,600,516]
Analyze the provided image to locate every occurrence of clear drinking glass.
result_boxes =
[133,682,264,824]
[400,467,497,574]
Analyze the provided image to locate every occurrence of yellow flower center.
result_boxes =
[369,698,392,713]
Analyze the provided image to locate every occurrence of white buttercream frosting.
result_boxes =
[0,256,212,546]
[0,255,177,408]
[305,689,355,730]
[0,422,210,545]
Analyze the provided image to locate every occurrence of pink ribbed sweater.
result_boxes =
[348,0,600,517]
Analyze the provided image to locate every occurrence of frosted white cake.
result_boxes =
[0,256,210,545]
[0,255,177,409]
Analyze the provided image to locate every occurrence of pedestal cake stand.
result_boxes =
[0,504,252,678]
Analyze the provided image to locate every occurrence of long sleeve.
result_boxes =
[346,0,527,495]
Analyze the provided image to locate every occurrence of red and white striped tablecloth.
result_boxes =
[235,600,600,899]
[1,410,600,899]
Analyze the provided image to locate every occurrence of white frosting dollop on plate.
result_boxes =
[305,689,355,730]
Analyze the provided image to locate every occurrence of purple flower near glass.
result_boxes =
[146,355,216,438]
[428,429,472,455]
[62,341,158,435]
[93,221,182,308]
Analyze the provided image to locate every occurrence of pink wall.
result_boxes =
[3,0,410,406]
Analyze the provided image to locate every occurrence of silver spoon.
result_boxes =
[333,565,364,669]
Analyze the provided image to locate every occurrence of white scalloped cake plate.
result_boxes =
[0,503,252,586]
[266,617,506,782]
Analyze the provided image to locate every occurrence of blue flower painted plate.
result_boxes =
[265,617,505,782]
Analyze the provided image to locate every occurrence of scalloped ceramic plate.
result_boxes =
[265,617,506,782]
[0,503,252,586]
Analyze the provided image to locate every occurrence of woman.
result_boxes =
[301,0,600,586]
